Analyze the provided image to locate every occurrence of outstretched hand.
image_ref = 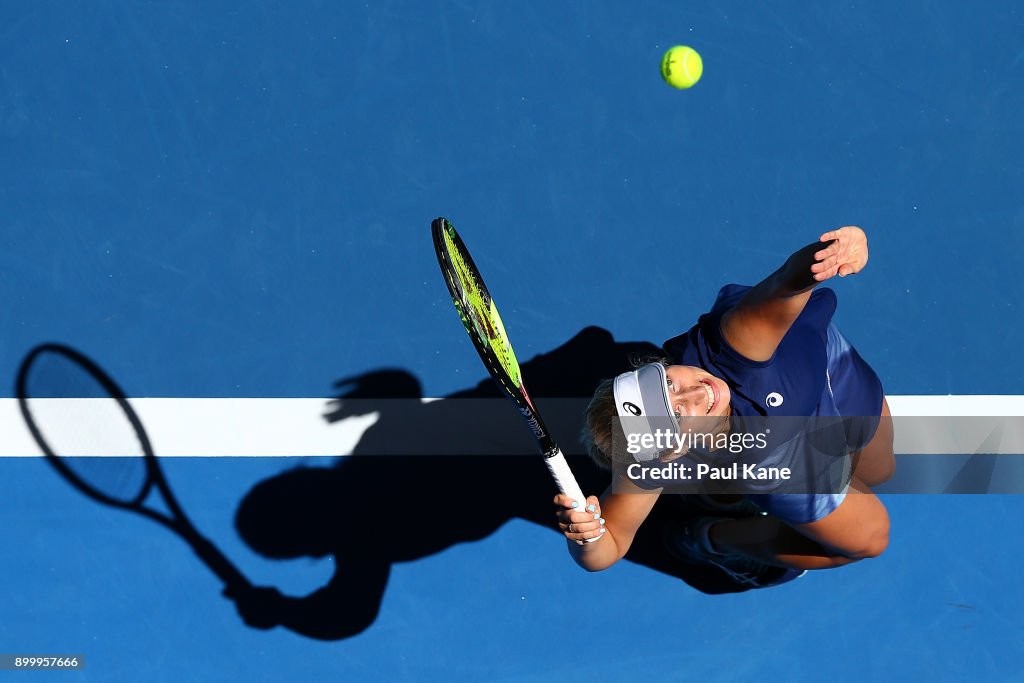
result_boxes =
[811,226,869,281]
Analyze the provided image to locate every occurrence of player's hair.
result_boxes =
[581,354,670,471]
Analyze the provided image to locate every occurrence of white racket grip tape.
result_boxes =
[544,449,601,544]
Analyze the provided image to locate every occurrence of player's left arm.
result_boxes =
[721,226,869,361]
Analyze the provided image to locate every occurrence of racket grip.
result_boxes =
[187,531,252,589]
[544,449,600,544]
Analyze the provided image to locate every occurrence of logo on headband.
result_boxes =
[622,402,642,416]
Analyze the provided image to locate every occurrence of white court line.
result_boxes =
[0,396,1023,457]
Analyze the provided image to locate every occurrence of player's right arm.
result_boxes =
[555,476,661,571]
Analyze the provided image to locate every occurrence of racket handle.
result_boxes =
[544,449,600,545]
[184,528,252,589]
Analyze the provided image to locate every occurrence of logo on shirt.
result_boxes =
[765,392,784,408]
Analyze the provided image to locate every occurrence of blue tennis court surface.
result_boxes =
[2,2,1023,681]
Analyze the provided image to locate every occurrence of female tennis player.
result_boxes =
[555,226,894,587]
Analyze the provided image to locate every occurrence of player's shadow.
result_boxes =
[231,326,748,641]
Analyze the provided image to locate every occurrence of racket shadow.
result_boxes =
[16,342,251,603]
[231,326,751,641]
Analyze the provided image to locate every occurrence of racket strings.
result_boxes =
[442,227,523,387]
[61,451,148,504]
[21,350,149,504]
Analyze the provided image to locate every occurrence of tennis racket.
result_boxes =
[432,217,593,528]
[16,343,250,590]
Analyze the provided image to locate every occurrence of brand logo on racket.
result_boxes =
[519,406,546,438]
[622,402,642,416]
[766,392,784,408]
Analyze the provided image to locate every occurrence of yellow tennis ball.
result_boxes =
[661,45,703,89]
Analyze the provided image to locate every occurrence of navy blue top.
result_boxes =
[659,284,882,520]
[662,283,837,420]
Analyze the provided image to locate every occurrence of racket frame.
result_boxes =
[431,218,592,518]
[16,343,250,588]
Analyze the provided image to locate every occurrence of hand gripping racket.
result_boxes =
[16,343,251,590]
[432,217,594,535]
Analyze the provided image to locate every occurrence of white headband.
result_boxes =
[612,363,681,462]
